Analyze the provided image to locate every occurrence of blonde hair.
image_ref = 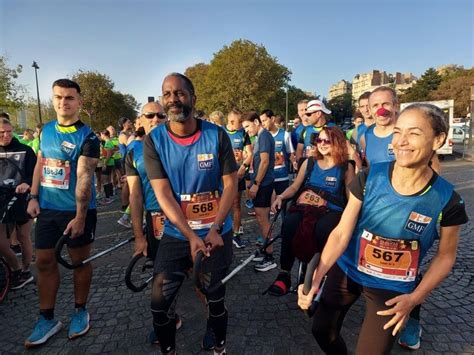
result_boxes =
[209,111,225,126]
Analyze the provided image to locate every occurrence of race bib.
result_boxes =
[296,189,327,207]
[180,191,219,230]
[40,158,71,190]
[151,211,166,240]
[234,149,244,164]
[357,230,419,282]
[275,151,285,169]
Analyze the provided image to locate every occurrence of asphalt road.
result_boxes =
[0,156,473,354]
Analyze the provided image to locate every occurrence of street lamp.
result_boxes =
[32,61,42,124]
[285,86,289,128]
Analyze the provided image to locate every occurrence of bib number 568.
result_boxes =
[192,202,214,214]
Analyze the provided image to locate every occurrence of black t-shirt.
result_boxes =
[144,120,237,180]
[349,163,468,227]
[125,149,139,177]
[0,137,37,186]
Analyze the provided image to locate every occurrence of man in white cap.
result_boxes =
[295,99,335,163]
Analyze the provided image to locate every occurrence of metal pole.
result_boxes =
[468,86,473,151]
[32,61,42,124]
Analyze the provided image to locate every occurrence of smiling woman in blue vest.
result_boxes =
[298,103,468,355]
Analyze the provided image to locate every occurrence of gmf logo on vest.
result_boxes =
[404,211,432,236]
[197,154,214,170]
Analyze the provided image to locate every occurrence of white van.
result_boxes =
[400,99,454,155]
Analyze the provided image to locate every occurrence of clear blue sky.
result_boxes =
[1,0,473,108]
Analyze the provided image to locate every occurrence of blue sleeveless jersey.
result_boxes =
[39,121,96,211]
[225,127,246,166]
[337,162,453,293]
[355,123,368,148]
[364,125,395,165]
[149,121,232,240]
[126,139,139,153]
[301,122,336,157]
[272,128,290,181]
[130,141,160,212]
[307,162,345,212]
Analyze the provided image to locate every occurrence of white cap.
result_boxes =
[306,100,331,115]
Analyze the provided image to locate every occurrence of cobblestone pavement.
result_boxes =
[1,158,473,354]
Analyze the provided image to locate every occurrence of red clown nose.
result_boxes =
[376,107,391,117]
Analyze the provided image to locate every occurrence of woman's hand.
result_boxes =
[376,293,418,336]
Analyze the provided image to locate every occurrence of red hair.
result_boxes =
[313,126,348,166]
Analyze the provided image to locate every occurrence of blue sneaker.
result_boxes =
[255,235,265,247]
[398,318,422,350]
[24,315,63,348]
[68,308,90,339]
[245,199,254,209]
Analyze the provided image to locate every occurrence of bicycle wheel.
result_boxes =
[0,257,11,303]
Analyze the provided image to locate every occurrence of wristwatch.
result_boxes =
[210,222,224,234]
[254,180,260,186]
[28,194,39,201]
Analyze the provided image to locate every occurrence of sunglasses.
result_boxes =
[315,138,331,145]
[142,112,166,120]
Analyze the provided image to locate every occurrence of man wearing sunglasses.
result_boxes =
[295,99,335,164]
[144,73,237,355]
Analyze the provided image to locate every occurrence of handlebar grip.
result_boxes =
[303,253,321,318]
[55,234,82,269]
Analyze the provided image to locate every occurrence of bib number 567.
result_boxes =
[372,248,403,262]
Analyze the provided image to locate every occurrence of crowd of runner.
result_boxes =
[0,73,468,355]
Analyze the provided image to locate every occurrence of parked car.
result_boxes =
[453,127,469,144]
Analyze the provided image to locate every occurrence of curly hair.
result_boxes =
[312,126,348,166]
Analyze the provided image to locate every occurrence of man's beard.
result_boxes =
[165,103,193,123]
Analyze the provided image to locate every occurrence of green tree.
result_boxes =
[71,70,138,130]
[429,68,474,117]
[0,56,26,111]
[265,85,313,121]
[185,39,291,114]
[326,93,354,125]
[400,67,442,103]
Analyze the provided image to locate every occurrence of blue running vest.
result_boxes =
[130,140,160,212]
[364,125,395,165]
[39,121,96,211]
[149,121,232,240]
[306,162,345,212]
[337,162,453,293]
[272,128,290,181]
[225,127,246,166]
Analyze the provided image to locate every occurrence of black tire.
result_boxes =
[125,253,154,292]
[303,253,321,318]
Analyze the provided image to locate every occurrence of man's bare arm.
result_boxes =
[76,156,99,220]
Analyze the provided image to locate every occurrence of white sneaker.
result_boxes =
[117,215,132,228]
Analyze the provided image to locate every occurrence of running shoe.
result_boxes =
[232,235,249,249]
[255,235,265,247]
[201,325,215,351]
[214,346,226,354]
[398,318,422,350]
[68,308,90,339]
[24,316,63,348]
[247,210,256,216]
[10,244,22,256]
[252,252,266,262]
[117,215,132,228]
[97,197,114,206]
[254,255,277,272]
[11,270,34,290]
[245,199,254,209]
[148,315,183,344]
[237,226,244,235]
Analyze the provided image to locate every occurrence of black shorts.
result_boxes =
[154,230,233,274]
[253,183,274,208]
[0,194,29,225]
[102,165,114,175]
[35,209,97,249]
[274,180,289,195]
